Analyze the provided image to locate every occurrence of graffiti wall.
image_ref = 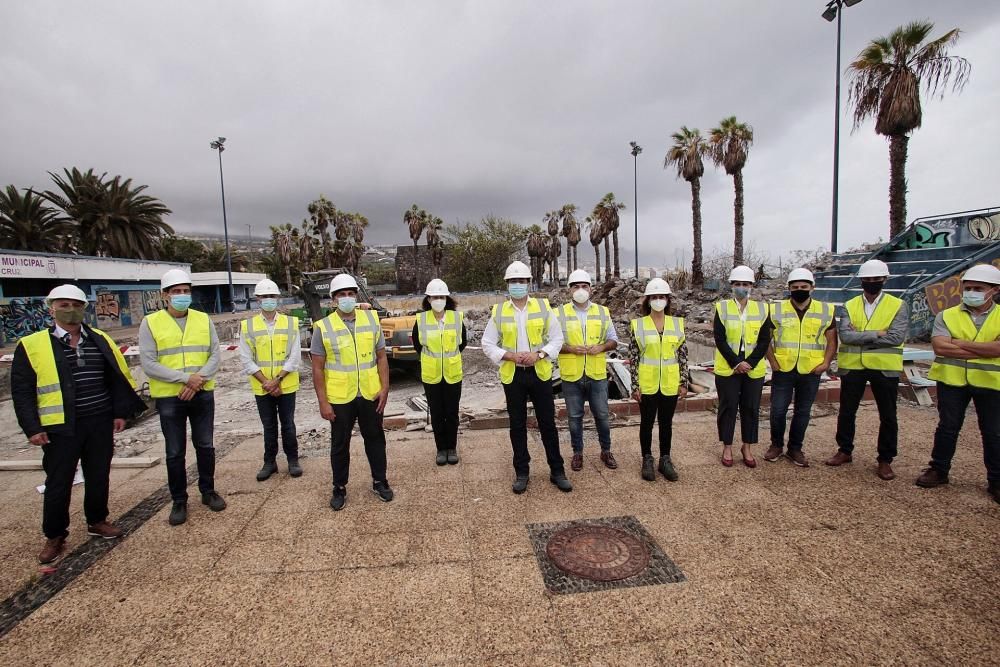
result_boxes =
[907,256,1000,339]
[894,212,1000,250]
[0,298,52,343]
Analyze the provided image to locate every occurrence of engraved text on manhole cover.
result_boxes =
[546,524,651,581]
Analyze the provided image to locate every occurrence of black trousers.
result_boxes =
[255,392,299,462]
[423,380,462,452]
[639,392,679,458]
[41,412,115,539]
[715,374,765,446]
[330,397,387,487]
[835,370,899,462]
[930,382,1000,482]
[502,367,565,476]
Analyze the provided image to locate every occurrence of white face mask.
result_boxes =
[430,298,447,313]
[572,288,590,304]
[649,298,668,312]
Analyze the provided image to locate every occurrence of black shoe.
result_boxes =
[446,448,459,465]
[436,450,448,466]
[330,486,346,511]
[658,456,679,482]
[641,456,655,482]
[168,501,188,526]
[512,476,529,494]
[288,459,303,478]
[256,460,278,482]
[372,481,394,502]
[989,481,1000,505]
[201,491,227,512]
[550,474,573,492]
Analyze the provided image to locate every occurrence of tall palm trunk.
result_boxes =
[732,170,744,266]
[603,236,611,282]
[690,178,704,287]
[553,252,559,285]
[593,244,601,284]
[412,240,420,293]
[285,266,293,295]
[888,135,909,237]
[612,231,620,278]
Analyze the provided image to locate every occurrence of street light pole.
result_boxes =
[630,141,642,279]
[209,137,235,311]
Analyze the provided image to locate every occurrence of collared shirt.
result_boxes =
[862,292,884,320]
[309,314,386,356]
[932,302,996,338]
[482,299,564,366]
[238,313,302,376]
[138,314,221,384]
[572,302,619,343]
[51,325,111,416]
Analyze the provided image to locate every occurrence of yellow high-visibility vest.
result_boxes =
[146,309,216,398]
[713,299,768,379]
[769,299,834,374]
[492,298,554,384]
[417,309,463,385]
[631,315,685,396]
[837,294,904,372]
[241,313,300,396]
[316,309,382,404]
[928,305,1000,390]
[19,327,136,427]
[557,302,611,382]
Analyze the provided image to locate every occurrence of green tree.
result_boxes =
[559,204,580,273]
[158,235,207,267]
[709,117,754,265]
[665,127,708,287]
[591,193,625,279]
[444,216,529,291]
[848,21,970,237]
[0,185,71,252]
[404,204,428,289]
[307,195,337,267]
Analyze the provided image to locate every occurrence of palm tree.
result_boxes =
[273,224,294,293]
[587,217,602,284]
[709,117,754,266]
[298,220,316,273]
[0,186,71,252]
[526,224,546,289]
[559,204,580,273]
[307,195,337,267]
[848,22,970,237]
[404,204,427,291]
[591,193,625,278]
[425,215,444,279]
[665,127,708,287]
[543,210,561,283]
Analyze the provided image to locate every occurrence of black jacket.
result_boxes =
[11,325,148,438]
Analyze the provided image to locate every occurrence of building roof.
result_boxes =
[0,249,188,281]
[190,271,267,287]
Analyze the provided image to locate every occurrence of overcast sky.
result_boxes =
[2,0,997,268]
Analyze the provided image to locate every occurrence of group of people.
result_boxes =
[12,259,1000,564]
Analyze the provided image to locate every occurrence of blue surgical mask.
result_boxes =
[962,290,988,308]
[733,287,750,300]
[337,296,357,313]
[260,298,278,312]
[170,295,192,312]
[508,284,528,299]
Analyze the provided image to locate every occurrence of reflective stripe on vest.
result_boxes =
[837,294,904,372]
[770,300,833,374]
[241,313,300,396]
[631,315,684,396]
[713,299,767,379]
[557,302,610,382]
[146,309,217,398]
[317,310,382,403]
[492,298,553,384]
[417,309,463,385]
[928,306,1000,390]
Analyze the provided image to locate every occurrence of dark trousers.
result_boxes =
[330,397,387,487]
[716,374,765,446]
[502,367,565,477]
[930,382,1000,482]
[41,413,115,539]
[639,392,679,458]
[769,370,822,451]
[423,380,462,452]
[835,370,899,462]
[255,392,299,462]
[158,391,216,503]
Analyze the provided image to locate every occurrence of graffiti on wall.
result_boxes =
[924,258,1000,316]
[967,214,1000,243]
[902,222,955,249]
[95,292,120,328]
[895,213,1000,250]
[143,290,166,313]
[0,298,52,343]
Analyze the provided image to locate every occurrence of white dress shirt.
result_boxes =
[238,313,302,376]
[863,292,884,320]
[482,299,564,366]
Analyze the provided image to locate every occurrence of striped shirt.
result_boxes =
[53,328,112,417]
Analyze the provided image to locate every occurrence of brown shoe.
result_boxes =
[825,451,852,466]
[915,467,949,488]
[600,451,618,470]
[876,462,896,481]
[87,521,123,539]
[38,536,66,565]
[763,446,783,462]
[571,453,583,471]
[786,450,809,467]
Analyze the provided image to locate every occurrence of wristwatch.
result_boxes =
[538,351,547,359]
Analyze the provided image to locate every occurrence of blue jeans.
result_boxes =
[157,391,216,502]
[769,370,821,452]
[255,392,299,462]
[562,377,612,453]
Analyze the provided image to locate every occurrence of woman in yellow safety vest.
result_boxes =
[411,279,468,466]
[713,265,772,468]
[628,278,690,482]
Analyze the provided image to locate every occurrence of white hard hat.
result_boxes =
[643,277,672,296]
[567,269,592,285]
[253,278,280,297]
[329,273,359,295]
[728,265,755,283]
[504,261,532,281]
[857,259,890,279]
[46,284,87,303]
[787,268,815,284]
[962,263,1000,285]
[161,268,192,290]
[425,278,450,296]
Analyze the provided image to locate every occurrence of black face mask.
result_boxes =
[861,281,883,296]
[790,289,811,304]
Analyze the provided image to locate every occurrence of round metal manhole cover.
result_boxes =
[545,525,651,581]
